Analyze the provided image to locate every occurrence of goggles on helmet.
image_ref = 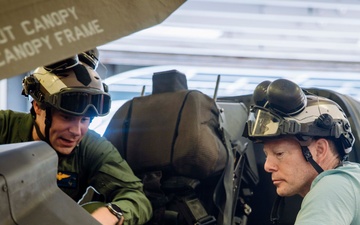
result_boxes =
[246,106,300,138]
[245,103,354,153]
[47,88,111,117]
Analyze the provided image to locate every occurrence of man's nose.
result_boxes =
[68,121,82,136]
[264,156,277,173]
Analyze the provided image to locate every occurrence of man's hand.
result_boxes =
[92,206,124,225]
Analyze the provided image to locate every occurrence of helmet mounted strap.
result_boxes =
[32,107,52,146]
[44,108,52,144]
[301,146,324,174]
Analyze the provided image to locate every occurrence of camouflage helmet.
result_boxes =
[22,55,111,117]
[78,48,99,70]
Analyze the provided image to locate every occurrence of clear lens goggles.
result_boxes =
[247,107,283,137]
[49,88,111,116]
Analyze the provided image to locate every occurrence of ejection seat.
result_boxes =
[103,70,259,225]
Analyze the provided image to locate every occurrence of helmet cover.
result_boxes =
[22,57,110,117]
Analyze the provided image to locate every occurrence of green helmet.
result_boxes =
[243,79,355,155]
[22,55,111,117]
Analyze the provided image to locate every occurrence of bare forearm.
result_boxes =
[92,206,124,225]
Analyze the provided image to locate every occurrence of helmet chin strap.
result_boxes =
[270,146,324,225]
[300,146,324,174]
[32,107,52,147]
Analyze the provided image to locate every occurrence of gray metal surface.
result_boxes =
[0,141,100,225]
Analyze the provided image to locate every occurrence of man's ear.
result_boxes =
[32,101,43,115]
[314,138,330,160]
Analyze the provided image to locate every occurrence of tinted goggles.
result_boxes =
[48,88,111,116]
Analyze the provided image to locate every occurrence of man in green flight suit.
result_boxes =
[0,50,152,225]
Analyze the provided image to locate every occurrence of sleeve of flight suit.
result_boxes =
[0,110,33,144]
[79,130,152,225]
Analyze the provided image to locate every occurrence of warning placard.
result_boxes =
[0,0,185,79]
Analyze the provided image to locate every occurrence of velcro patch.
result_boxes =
[57,171,78,188]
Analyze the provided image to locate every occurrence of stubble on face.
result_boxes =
[49,110,90,155]
[33,108,90,155]
[264,138,318,197]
